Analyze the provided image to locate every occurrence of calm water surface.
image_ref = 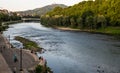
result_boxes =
[3,22,120,73]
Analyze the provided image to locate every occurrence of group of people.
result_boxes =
[39,56,47,67]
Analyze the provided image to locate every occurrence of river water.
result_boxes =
[3,22,120,73]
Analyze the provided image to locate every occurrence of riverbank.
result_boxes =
[14,36,52,73]
[0,20,22,33]
[15,36,42,52]
[1,21,52,73]
[0,33,52,73]
[2,20,22,25]
[56,26,120,39]
[0,33,41,73]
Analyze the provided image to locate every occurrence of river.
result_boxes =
[3,22,120,73]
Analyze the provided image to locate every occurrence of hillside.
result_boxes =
[17,4,67,16]
[41,0,120,35]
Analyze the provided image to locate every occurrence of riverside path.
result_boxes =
[0,33,39,73]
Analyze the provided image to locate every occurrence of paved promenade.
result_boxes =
[0,53,12,73]
[0,34,40,73]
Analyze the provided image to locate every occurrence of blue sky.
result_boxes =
[0,0,85,11]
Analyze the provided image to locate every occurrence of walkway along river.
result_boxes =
[3,22,120,73]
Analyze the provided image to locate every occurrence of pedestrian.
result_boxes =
[13,54,18,63]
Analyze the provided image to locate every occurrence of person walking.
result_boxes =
[13,54,18,63]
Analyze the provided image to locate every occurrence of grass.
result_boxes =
[56,26,120,39]
[96,27,120,35]
[96,27,120,39]
[15,36,42,51]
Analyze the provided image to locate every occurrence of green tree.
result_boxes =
[70,17,76,28]
[62,16,70,27]
[97,15,107,29]
[35,65,44,73]
[85,16,94,30]
[81,10,94,28]
[77,17,83,29]
[40,0,120,30]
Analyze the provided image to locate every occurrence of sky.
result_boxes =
[0,0,85,11]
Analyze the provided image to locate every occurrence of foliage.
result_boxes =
[15,36,41,51]
[0,12,21,22]
[35,65,44,73]
[0,12,21,32]
[97,27,120,35]
[41,0,120,30]
[35,65,53,73]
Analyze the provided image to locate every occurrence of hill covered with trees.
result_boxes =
[41,0,120,35]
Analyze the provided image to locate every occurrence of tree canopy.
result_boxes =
[41,0,120,29]
[0,12,21,32]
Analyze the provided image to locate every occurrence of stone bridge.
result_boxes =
[22,18,40,21]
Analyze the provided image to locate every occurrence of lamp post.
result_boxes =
[8,35,10,49]
[20,47,23,71]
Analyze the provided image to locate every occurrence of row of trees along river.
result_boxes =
[40,0,120,35]
[0,12,21,32]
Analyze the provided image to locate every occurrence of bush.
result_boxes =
[35,65,43,73]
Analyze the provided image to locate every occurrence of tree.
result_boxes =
[35,65,44,73]
[62,16,70,27]
[77,17,83,29]
[81,10,94,28]
[97,15,107,28]
[70,17,76,28]
[40,0,120,30]
[85,16,94,30]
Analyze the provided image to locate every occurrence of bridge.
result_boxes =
[22,18,40,21]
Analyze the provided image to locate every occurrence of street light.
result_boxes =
[8,35,10,49]
[19,43,23,71]
[20,47,23,71]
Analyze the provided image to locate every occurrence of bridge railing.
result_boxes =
[22,18,40,21]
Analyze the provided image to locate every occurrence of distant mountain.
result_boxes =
[17,4,67,16]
